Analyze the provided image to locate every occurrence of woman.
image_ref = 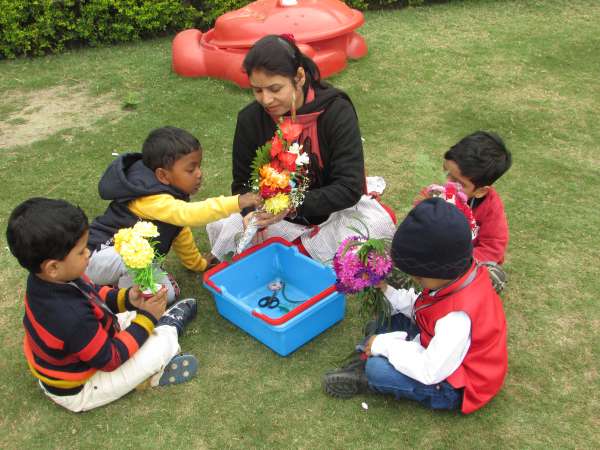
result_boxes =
[207,34,395,262]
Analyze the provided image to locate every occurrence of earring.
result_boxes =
[291,90,297,122]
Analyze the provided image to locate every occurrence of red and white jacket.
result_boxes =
[376,263,508,414]
[415,263,508,413]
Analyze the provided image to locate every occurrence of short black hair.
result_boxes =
[142,126,201,171]
[6,198,89,273]
[243,34,324,90]
[444,131,512,187]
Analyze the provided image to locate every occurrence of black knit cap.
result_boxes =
[391,198,473,280]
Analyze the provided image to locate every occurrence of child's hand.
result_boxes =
[364,335,377,357]
[137,286,167,321]
[128,286,143,309]
[413,187,431,206]
[376,280,388,291]
[239,192,263,210]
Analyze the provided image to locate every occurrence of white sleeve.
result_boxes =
[370,311,471,385]
[382,286,418,317]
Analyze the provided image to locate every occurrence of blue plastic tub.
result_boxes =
[203,237,345,356]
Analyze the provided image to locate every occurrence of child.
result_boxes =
[7,198,199,412]
[441,131,512,291]
[323,198,508,414]
[443,131,511,263]
[86,126,262,304]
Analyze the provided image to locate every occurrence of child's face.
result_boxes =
[50,231,91,282]
[443,159,488,199]
[159,150,203,195]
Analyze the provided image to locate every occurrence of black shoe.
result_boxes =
[323,358,369,399]
[157,298,197,337]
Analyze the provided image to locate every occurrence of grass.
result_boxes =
[1,0,599,448]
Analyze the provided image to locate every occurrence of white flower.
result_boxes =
[288,142,303,155]
[295,152,310,166]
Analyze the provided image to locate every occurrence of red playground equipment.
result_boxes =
[172,0,368,87]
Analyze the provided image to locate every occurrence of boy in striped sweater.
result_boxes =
[7,197,198,412]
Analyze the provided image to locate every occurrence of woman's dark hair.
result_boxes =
[142,126,201,171]
[444,131,512,187]
[243,34,324,89]
[6,198,89,273]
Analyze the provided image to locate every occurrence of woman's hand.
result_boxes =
[247,209,289,229]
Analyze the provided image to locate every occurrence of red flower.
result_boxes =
[260,184,291,199]
[270,159,283,171]
[280,119,303,143]
[444,183,458,199]
[277,151,298,172]
[270,135,283,158]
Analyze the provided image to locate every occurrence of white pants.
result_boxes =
[86,245,177,303]
[40,312,180,412]
[207,195,397,263]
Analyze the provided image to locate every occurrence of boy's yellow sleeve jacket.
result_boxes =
[128,194,240,272]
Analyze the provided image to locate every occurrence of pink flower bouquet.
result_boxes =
[333,234,393,321]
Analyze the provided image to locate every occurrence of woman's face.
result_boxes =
[248,68,304,117]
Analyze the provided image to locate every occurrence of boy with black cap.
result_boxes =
[323,198,508,414]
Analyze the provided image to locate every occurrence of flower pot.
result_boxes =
[141,283,163,299]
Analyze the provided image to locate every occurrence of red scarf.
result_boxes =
[271,87,325,168]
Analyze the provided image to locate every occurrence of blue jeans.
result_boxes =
[365,313,463,411]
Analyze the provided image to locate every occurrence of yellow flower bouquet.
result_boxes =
[114,221,164,296]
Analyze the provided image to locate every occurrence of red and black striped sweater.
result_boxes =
[23,274,156,396]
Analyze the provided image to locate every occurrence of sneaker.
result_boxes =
[323,358,369,399]
[157,298,197,337]
[158,353,198,386]
[481,262,507,294]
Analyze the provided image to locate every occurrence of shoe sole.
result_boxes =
[158,354,198,386]
[322,373,361,399]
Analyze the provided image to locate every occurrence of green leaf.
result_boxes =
[250,142,271,189]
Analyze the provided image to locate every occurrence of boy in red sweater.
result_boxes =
[7,198,198,412]
[414,131,512,292]
[323,198,508,414]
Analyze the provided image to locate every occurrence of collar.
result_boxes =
[422,261,477,299]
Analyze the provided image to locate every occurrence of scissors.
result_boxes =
[258,291,280,309]
[258,279,284,309]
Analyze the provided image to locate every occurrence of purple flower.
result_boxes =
[333,236,392,294]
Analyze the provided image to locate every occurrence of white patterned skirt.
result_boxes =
[207,195,397,264]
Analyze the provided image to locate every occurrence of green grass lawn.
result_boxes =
[1,0,599,448]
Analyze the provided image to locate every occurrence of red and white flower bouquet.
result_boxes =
[236,118,311,254]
